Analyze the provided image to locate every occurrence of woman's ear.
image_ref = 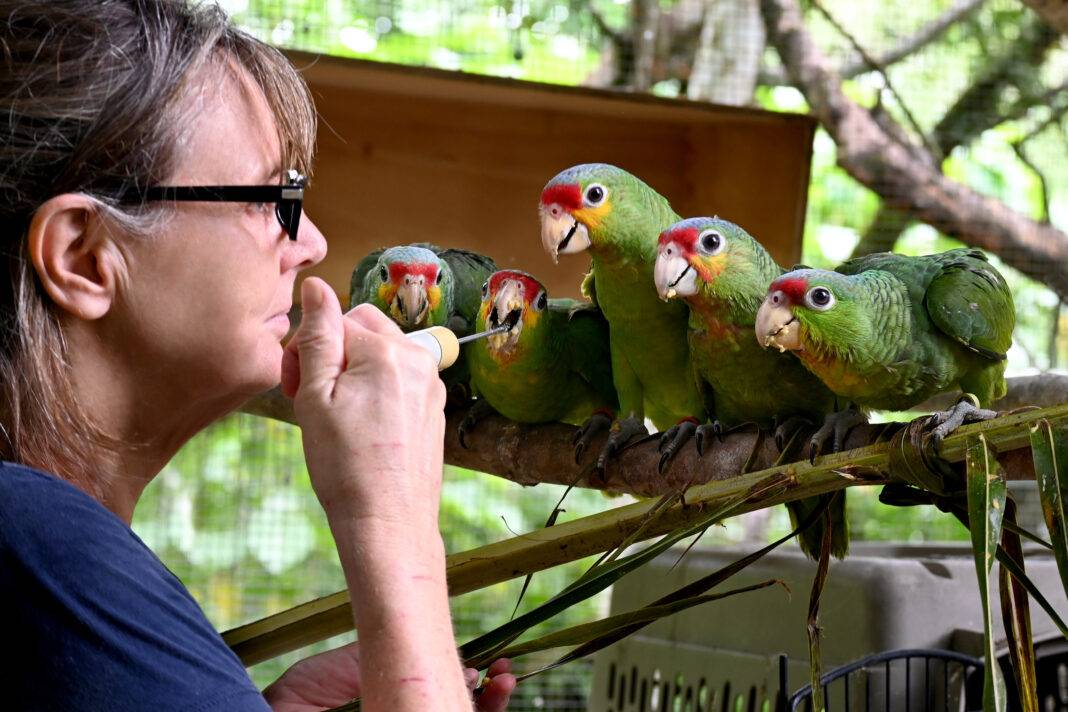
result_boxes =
[27,194,122,320]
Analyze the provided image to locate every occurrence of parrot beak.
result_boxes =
[486,279,525,352]
[755,293,801,352]
[539,204,591,264]
[654,245,697,300]
[393,279,429,328]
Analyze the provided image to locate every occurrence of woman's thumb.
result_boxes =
[283,278,344,400]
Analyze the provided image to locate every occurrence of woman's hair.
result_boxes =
[0,1,316,495]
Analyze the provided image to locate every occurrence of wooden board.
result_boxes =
[288,52,816,301]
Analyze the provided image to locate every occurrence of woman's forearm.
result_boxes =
[328,513,471,712]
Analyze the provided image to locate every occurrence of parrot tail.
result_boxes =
[787,491,849,561]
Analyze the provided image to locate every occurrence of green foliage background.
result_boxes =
[131,1,1065,706]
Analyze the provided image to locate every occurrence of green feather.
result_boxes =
[542,164,705,428]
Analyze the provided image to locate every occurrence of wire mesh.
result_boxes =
[138,0,1068,707]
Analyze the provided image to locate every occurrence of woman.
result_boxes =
[0,1,515,710]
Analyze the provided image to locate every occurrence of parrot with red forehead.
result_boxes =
[654,217,847,559]
[350,244,496,335]
[461,270,618,450]
[755,248,1014,447]
[350,243,497,399]
[538,164,706,468]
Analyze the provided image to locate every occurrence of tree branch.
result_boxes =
[1021,0,1068,35]
[853,13,1059,257]
[761,0,1068,300]
[240,386,1052,497]
[760,0,986,86]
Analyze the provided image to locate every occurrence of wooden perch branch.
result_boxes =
[761,0,1068,300]
[241,385,1047,497]
[227,396,1063,664]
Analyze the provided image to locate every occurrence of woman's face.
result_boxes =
[108,63,327,404]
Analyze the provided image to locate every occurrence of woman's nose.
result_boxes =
[285,211,328,271]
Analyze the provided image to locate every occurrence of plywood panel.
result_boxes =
[289,53,815,301]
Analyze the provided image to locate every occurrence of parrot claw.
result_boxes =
[573,411,614,465]
[656,418,700,474]
[808,404,867,462]
[595,416,649,474]
[458,399,496,450]
[694,422,722,457]
[925,394,998,451]
[773,415,811,454]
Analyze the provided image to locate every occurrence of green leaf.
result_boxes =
[1030,419,1068,599]
[483,494,832,678]
[497,580,783,662]
[806,506,833,712]
[993,545,1068,640]
[966,435,1008,712]
[458,476,765,664]
[998,498,1039,712]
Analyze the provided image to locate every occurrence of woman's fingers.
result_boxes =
[283,277,344,400]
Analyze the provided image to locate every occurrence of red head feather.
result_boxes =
[540,183,582,211]
[388,262,439,285]
[487,270,544,303]
[769,276,808,305]
[658,226,700,254]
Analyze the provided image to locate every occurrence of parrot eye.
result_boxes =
[584,183,607,206]
[481,281,489,299]
[805,286,836,311]
[534,291,547,311]
[379,267,388,282]
[435,270,443,285]
[698,230,724,255]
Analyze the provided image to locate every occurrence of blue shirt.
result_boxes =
[0,462,271,711]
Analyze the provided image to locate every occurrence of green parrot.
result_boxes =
[755,247,1015,446]
[460,269,619,454]
[349,243,496,335]
[539,164,706,467]
[653,217,847,559]
[350,243,497,400]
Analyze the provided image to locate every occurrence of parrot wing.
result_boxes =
[923,249,1015,361]
[438,248,498,336]
[557,299,618,411]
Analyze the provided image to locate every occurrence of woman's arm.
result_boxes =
[280,277,474,711]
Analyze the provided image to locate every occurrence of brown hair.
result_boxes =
[0,0,316,496]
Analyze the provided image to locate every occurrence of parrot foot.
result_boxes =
[809,404,867,464]
[444,382,474,411]
[458,398,497,449]
[573,410,614,464]
[773,415,812,453]
[596,416,649,474]
[926,394,998,450]
[657,419,725,473]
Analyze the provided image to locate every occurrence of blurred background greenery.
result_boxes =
[132,1,1066,707]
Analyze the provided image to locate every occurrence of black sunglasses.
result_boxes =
[117,169,306,240]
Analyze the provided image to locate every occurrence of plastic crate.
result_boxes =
[589,543,1068,711]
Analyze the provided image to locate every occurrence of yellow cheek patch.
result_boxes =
[476,301,491,329]
[522,307,541,331]
[691,254,727,284]
[572,200,612,233]
[377,283,397,306]
[428,286,442,311]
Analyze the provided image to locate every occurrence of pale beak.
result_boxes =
[539,204,591,264]
[653,245,697,300]
[393,280,429,328]
[755,293,801,352]
[487,279,525,351]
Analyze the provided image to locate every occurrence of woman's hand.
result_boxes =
[262,641,517,712]
[281,277,447,526]
[279,278,472,711]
